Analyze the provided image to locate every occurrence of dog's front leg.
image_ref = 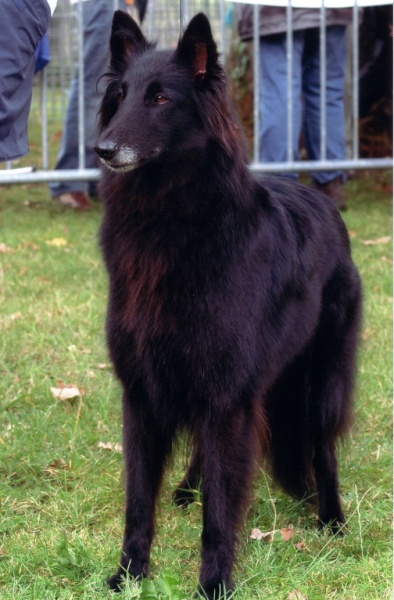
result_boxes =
[197,402,258,599]
[107,388,171,591]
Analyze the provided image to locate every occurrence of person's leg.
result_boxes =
[49,71,82,199]
[302,26,347,187]
[259,32,304,179]
[50,0,116,201]
[0,0,50,162]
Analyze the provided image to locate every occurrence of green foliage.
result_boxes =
[0,170,392,599]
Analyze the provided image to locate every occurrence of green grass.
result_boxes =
[0,169,392,599]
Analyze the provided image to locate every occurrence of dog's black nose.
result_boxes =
[94,140,117,161]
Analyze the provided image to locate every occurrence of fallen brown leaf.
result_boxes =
[381,256,392,264]
[10,312,22,321]
[250,528,273,542]
[287,591,307,600]
[280,527,295,542]
[250,526,295,543]
[97,441,122,453]
[0,243,15,253]
[43,458,69,476]
[46,237,68,247]
[50,384,83,401]
[294,541,308,551]
[21,242,40,251]
[361,236,391,246]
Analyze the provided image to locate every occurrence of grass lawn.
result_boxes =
[0,167,392,599]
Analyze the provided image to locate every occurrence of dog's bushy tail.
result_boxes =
[265,351,317,500]
[264,270,361,501]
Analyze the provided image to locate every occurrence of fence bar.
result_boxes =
[180,0,184,30]
[180,0,190,30]
[286,0,293,162]
[0,169,101,184]
[146,0,154,38]
[250,157,393,174]
[319,1,327,161]
[1,156,392,185]
[41,69,49,169]
[352,1,360,160]
[218,0,225,55]
[253,3,260,164]
[77,0,85,170]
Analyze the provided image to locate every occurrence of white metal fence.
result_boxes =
[0,0,392,184]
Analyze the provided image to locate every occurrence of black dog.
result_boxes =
[94,11,362,599]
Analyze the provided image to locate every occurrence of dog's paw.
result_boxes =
[195,580,234,599]
[106,563,146,592]
[317,513,347,535]
[106,571,125,592]
[172,487,196,508]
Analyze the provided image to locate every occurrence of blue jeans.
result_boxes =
[0,0,50,161]
[50,0,126,197]
[259,26,347,184]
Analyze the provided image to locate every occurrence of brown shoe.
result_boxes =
[311,176,347,211]
[54,191,91,211]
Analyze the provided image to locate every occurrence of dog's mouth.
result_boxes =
[93,143,140,172]
[99,159,139,173]
[94,143,161,173]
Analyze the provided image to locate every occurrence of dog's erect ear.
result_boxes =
[175,13,219,83]
[109,10,150,72]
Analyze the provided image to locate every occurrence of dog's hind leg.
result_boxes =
[173,442,201,508]
[107,387,173,591]
[313,432,344,530]
[310,269,361,531]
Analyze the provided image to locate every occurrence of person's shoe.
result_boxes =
[311,176,347,211]
[53,191,91,211]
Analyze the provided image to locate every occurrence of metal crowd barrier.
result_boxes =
[0,0,392,185]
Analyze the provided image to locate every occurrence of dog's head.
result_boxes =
[94,11,226,173]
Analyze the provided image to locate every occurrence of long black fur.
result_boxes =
[94,11,362,599]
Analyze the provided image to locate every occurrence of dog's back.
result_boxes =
[95,11,361,599]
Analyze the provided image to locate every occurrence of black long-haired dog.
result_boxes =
[94,11,362,599]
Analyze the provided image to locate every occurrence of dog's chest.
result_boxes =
[107,240,251,388]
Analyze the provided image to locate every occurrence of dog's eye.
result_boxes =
[117,84,127,103]
[154,94,168,105]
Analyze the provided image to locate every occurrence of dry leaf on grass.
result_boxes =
[43,458,69,476]
[294,541,308,551]
[0,243,15,253]
[280,527,295,542]
[9,312,22,321]
[287,591,307,600]
[250,526,294,543]
[97,441,123,453]
[46,237,68,247]
[50,384,83,401]
[250,527,273,542]
[21,242,40,251]
[381,256,392,264]
[361,236,391,246]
